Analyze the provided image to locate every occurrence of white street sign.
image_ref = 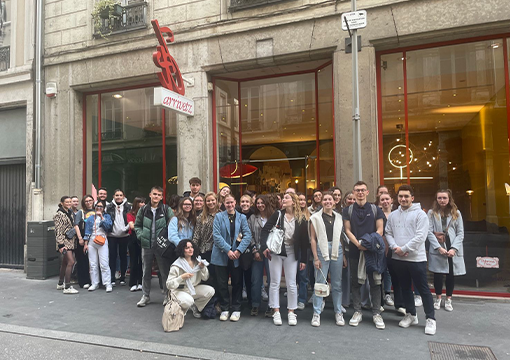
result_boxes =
[154,87,195,116]
[341,10,367,31]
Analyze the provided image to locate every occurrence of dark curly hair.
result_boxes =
[175,239,197,260]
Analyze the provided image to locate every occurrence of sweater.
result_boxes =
[107,198,131,238]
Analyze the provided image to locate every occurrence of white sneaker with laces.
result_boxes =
[106,285,113,293]
[230,311,241,322]
[373,314,385,329]
[137,295,150,307]
[425,318,437,335]
[57,283,65,290]
[88,284,99,291]
[434,298,441,310]
[445,298,453,312]
[297,302,305,310]
[273,311,282,326]
[335,313,345,326]
[137,284,143,291]
[384,294,394,306]
[414,295,423,307]
[130,285,137,292]
[399,313,418,328]
[63,286,79,294]
[83,284,90,289]
[219,311,229,321]
[397,307,406,316]
[311,313,320,327]
[261,288,269,301]
[349,311,362,326]
[288,312,297,326]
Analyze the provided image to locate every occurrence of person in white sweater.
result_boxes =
[166,240,215,318]
[385,184,436,335]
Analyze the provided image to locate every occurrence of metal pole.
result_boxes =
[351,0,362,182]
[35,0,42,189]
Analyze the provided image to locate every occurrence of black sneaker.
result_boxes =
[265,308,274,318]
[251,307,259,316]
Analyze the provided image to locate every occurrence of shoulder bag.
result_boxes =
[93,218,106,246]
[154,205,176,260]
[314,267,331,297]
[162,291,185,332]
[266,210,284,255]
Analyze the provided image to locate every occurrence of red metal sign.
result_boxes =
[151,19,185,95]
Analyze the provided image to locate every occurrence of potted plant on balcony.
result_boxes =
[91,0,123,38]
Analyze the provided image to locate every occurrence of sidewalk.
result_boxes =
[1,269,509,360]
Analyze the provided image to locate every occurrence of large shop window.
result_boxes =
[85,87,177,201]
[378,38,510,294]
[214,62,334,197]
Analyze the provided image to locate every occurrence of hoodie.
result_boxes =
[108,198,131,238]
[385,203,429,262]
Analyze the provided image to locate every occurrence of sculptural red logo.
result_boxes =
[151,19,185,95]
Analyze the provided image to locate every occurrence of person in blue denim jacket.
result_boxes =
[168,197,196,246]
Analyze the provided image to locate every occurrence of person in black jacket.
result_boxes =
[106,189,132,286]
[261,192,308,326]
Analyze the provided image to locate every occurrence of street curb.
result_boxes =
[0,323,277,360]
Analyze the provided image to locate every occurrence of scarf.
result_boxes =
[173,256,209,295]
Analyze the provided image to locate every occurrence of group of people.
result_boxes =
[54,176,466,336]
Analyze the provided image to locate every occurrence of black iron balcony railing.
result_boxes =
[0,45,10,72]
[93,1,148,38]
[229,0,295,12]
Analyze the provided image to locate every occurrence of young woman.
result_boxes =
[340,190,355,310]
[309,192,346,327]
[261,193,308,326]
[54,196,79,294]
[341,191,355,208]
[297,193,311,221]
[308,189,322,215]
[193,194,205,217]
[297,192,311,310]
[84,200,113,292]
[167,194,181,213]
[247,195,274,316]
[329,187,343,213]
[168,198,196,247]
[106,189,131,286]
[193,192,219,260]
[239,194,254,220]
[127,197,146,292]
[239,194,254,303]
[166,240,215,318]
[73,195,95,289]
[217,185,231,211]
[427,189,465,312]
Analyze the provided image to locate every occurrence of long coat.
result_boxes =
[211,210,252,267]
[426,209,466,276]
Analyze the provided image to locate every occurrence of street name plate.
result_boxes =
[341,10,367,31]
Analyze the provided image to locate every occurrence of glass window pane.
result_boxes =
[85,94,98,194]
[318,64,335,190]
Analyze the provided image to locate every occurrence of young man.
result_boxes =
[212,194,252,322]
[96,187,109,206]
[134,186,174,307]
[385,184,436,335]
[343,181,385,329]
[183,177,205,200]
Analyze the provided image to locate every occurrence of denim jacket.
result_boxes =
[168,216,194,247]
[83,214,113,241]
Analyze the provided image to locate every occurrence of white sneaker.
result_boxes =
[425,318,437,335]
[311,313,320,327]
[137,284,143,291]
[273,311,282,326]
[373,314,385,329]
[137,295,150,307]
[63,286,79,294]
[261,288,269,301]
[341,306,346,314]
[130,285,137,292]
[399,313,418,328]
[106,285,113,293]
[445,298,453,312]
[397,307,406,316]
[190,304,202,318]
[349,311,362,326]
[434,298,441,310]
[230,311,241,322]
[384,294,394,306]
[335,313,345,326]
[220,311,229,321]
[288,312,297,326]
[297,302,305,310]
[242,288,248,300]
[83,284,90,289]
[88,284,99,291]
[414,295,423,307]
[380,306,385,313]
[56,283,65,290]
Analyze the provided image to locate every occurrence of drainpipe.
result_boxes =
[35,0,42,189]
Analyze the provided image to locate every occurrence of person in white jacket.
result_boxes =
[166,240,215,318]
[385,184,436,335]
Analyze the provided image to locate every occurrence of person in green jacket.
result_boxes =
[134,186,174,307]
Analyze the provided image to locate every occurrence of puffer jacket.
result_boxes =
[134,203,174,249]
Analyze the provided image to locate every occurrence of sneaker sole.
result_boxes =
[288,322,297,326]
[375,323,385,330]
[425,329,436,335]
[336,322,345,326]
[349,321,361,327]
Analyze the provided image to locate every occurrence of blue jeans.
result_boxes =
[298,250,310,303]
[313,243,343,314]
[251,259,264,307]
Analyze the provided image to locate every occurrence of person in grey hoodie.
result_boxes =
[106,189,132,286]
[385,184,436,335]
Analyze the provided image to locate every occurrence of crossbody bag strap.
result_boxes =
[315,266,328,284]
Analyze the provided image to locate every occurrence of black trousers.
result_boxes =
[127,233,143,287]
[386,255,404,309]
[215,260,243,312]
[75,243,91,287]
[108,236,129,282]
[433,257,454,296]
[200,251,215,288]
[391,260,435,320]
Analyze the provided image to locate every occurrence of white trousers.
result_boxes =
[174,284,215,312]
[88,240,111,287]
[268,245,298,310]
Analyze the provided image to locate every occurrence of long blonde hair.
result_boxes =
[432,189,459,220]
[284,192,305,224]
[200,192,219,222]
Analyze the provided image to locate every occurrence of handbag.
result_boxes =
[154,226,176,260]
[92,218,106,246]
[314,267,331,298]
[434,218,452,244]
[266,210,284,255]
[162,291,185,332]
[65,228,77,239]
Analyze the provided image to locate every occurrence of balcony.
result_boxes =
[93,1,148,38]
[229,0,296,12]
[0,46,9,72]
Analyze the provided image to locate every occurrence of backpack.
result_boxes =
[201,296,217,319]
[162,291,185,332]
[348,203,377,219]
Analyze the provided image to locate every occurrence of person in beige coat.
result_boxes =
[166,239,215,318]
